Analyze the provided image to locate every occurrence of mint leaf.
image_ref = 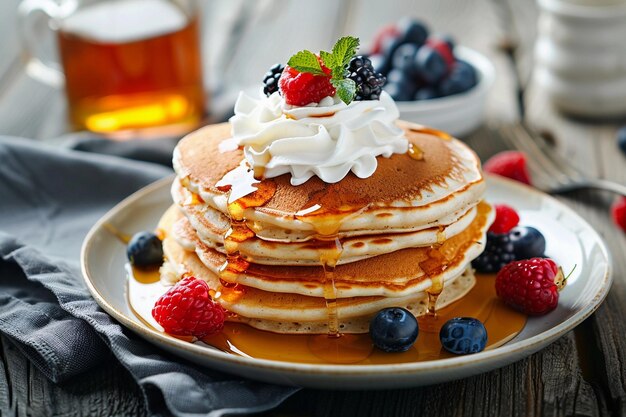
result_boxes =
[331,36,360,70]
[331,66,347,80]
[331,78,356,105]
[320,50,335,70]
[287,50,326,75]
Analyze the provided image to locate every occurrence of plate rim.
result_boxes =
[81,174,613,376]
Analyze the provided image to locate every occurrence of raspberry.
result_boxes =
[496,258,564,316]
[611,196,626,232]
[483,151,532,185]
[370,24,400,55]
[278,59,335,106]
[152,276,225,338]
[489,204,520,234]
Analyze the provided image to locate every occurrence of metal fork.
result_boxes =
[497,123,626,196]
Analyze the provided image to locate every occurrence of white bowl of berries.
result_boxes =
[368,19,495,138]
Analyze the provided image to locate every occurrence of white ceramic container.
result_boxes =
[535,0,626,117]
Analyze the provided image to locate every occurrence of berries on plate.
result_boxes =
[611,196,626,232]
[483,151,532,185]
[496,258,565,316]
[617,126,626,156]
[263,63,284,97]
[472,232,516,273]
[370,307,419,352]
[152,276,225,338]
[489,204,520,234]
[127,231,163,267]
[347,56,386,101]
[279,61,335,106]
[509,226,546,260]
[439,317,487,355]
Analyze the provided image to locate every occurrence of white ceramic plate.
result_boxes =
[81,175,611,389]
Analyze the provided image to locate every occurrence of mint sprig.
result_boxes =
[285,36,361,105]
[287,50,326,76]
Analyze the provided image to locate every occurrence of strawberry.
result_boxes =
[489,204,520,234]
[496,258,565,316]
[611,196,626,232]
[152,276,225,338]
[483,151,532,185]
[279,59,335,106]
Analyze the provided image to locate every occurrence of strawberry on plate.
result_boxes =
[483,151,532,185]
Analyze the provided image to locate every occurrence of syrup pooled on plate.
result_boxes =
[127,266,526,364]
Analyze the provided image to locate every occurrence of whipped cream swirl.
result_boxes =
[219,91,408,186]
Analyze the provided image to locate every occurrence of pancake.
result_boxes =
[156,206,477,333]
[173,121,485,235]
[174,179,480,265]
[163,202,493,298]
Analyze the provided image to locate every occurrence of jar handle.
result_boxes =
[17,0,74,87]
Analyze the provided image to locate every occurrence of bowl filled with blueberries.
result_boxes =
[367,18,495,137]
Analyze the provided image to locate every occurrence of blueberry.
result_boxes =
[381,36,404,60]
[438,60,477,96]
[397,18,429,46]
[439,317,487,355]
[392,43,419,75]
[617,126,626,156]
[508,226,546,260]
[127,231,163,267]
[370,307,419,352]
[414,86,438,100]
[414,45,447,84]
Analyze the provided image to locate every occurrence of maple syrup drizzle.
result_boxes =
[217,179,277,299]
[103,222,132,244]
[407,143,424,160]
[318,236,343,337]
[408,125,452,141]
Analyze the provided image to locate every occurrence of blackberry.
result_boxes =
[472,232,515,273]
[263,63,284,97]
[348,55,386,101]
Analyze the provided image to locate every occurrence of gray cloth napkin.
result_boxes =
[0,137,299,416]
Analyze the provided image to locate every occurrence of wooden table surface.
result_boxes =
[1,0,625,416]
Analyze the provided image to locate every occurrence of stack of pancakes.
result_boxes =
[158,121,494,334]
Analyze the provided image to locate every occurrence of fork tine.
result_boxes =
[496,126,562,190]
[499,125,573,187]
[518,124,586,180]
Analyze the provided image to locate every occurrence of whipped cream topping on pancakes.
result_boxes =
[173,122,484,235]
[219,91,408,186]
